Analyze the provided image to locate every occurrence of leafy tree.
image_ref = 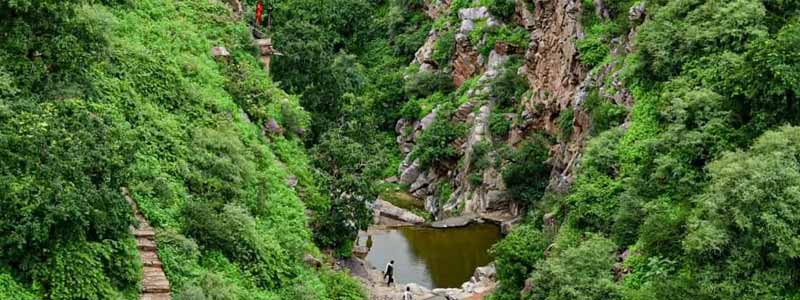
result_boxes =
[681,126,800,299]
[310,129,380,256]
[0,100,134,281]
[502,140,551,206]
[490,225,549,300]
[526,235,620,300]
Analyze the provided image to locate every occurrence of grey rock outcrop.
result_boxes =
[413,29,440,71]
[399,159,423,186]
[211,46,230,59]
[372,199,425,224]
[629,2,646,21]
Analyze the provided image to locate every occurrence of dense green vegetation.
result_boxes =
[490,0,800,300]
[3,0,800,299]
[0,0,364,299]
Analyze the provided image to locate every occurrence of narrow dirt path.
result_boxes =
[122,187,171,300]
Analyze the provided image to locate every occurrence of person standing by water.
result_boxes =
[402,286,413,300]
[383,260,395,286]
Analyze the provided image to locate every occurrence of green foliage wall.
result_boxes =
[0,0,364,299]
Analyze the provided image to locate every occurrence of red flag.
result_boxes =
[256,0,263,26]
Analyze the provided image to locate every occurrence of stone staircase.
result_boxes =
[122,187,171,300]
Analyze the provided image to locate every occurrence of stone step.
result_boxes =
[134,219,154,231]
[124,187,171,300]
[143,268,167,280]
[134,229,156,238]
[137,238,157,251]
[140,251,162,267]
[142,284,171,294]
[141,270,170,292]
[141,292,171,300]
[135,213,148,223]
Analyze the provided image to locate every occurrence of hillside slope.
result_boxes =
[0,1,363,299]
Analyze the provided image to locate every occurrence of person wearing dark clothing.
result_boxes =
[383,260,395,286]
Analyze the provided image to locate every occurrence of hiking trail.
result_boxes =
[123,187,171,300]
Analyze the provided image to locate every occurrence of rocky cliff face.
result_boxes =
[396,0,637,220]
[519,0,587,192]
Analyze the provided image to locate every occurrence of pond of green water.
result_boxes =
[364,223,501,289]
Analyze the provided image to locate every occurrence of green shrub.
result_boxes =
[490,225,549,300]
[558,108,575,139]
[636,201,686,258]
[468,19,488,46]
[486,0,517,20]
[449,0,471,20]
[679,126,800,298]
[583,89,627,134]
[384,4,433,57]
[410,114,467,168]
[526,235,620,300]
[437,182,453,203]
[564,128,626,232]
[432,29,457,67]
[280,100,310,137]
[320,270,367,300]
[174,272,246,300]
[0,99,136,288]
[185,126,258,208]
[157,230,202,289]
[0,272,37,300]
[490,59,529,107]
[404,70,455,99]
[400,98,423,120]
[489,112,513,137]
[502,140,551,206]
[32,241,140,300]
[470,140,493,171]
[576,24,611,69]
[481,25,529,56]
[183,203,293,289]
[468,172,484,186]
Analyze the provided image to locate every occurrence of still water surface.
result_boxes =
[364,223,501,289]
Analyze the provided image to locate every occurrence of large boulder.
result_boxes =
[409,171,430,193]
[303,254,322,269]
[211,46,230,60]
[458,7,490,20]
[262,118,284,135]
[473,263,496,281]
[372,199,425,224]
[414,29,440,71]
[425,195,438,215]
[399,159,423,185]
[419,109,438,130]
[629,2,646,21]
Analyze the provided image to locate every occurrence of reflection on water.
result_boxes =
[364,223,501,289]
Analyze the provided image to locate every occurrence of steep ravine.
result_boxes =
[395,0,617,223]
[353,1,640,298]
